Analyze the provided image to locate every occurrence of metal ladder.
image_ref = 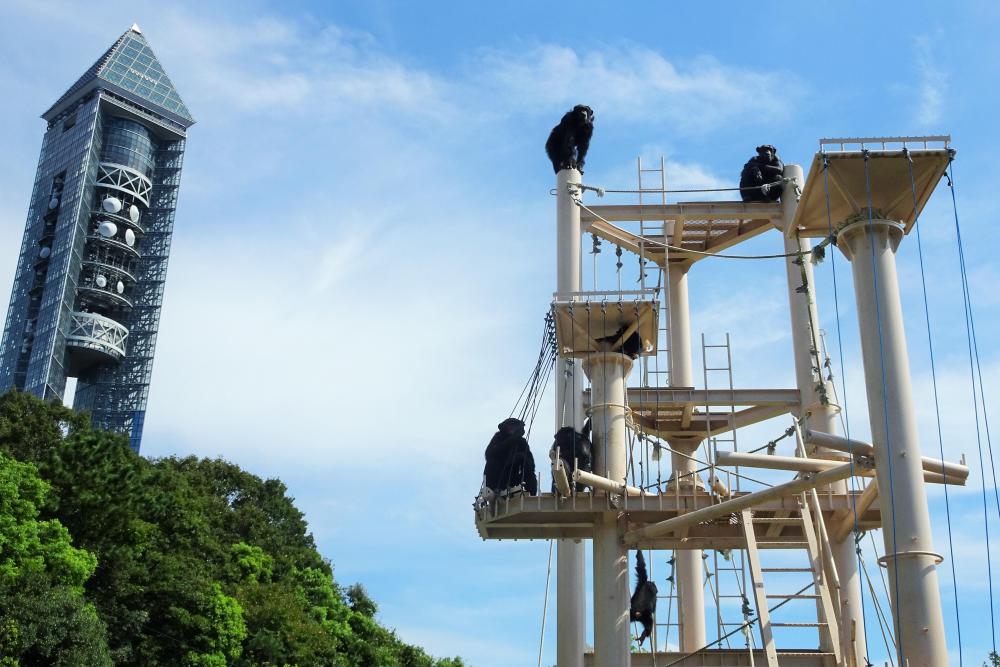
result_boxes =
[637,156,670,389]
[700,333,751,646]
[740,498,843,667]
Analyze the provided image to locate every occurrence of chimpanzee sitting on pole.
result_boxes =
[739,144,784,202]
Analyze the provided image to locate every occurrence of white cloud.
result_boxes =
[476,44,799,131]
[914,35,948,127]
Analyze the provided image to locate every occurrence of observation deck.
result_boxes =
[64,310,129,375]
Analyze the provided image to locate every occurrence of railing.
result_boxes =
[65,310,129,359]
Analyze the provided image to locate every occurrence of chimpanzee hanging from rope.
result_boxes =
[630,550,658,647]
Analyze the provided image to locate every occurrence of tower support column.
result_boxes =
[584,352,634,667]
[779,164,866,662]
[666,261,707,651]
[555,168,586,667]
[837,217,947,666]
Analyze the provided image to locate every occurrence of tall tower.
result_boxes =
[0,25,194,451]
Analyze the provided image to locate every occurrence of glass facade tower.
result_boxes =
[0,25,194,451]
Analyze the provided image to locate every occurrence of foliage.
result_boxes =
[0,449,110,665]
[0,390,466,666]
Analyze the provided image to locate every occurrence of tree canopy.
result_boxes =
[0,390,465,667]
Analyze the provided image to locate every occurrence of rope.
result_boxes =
[820,153,872,660]
[904,147,963,664]
[571,177,794,196]
[574,199,807,261]
[947,155,998,653]
[537,540,554,667]
[658,582,813,667]
[859,149,904,660]
[860,553,897,667]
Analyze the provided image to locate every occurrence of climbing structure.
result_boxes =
[474,136,970,666]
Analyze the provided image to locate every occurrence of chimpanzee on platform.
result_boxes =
[481,418,537,503]
[549,419,593,492]
[630,550,658,647]
[739,144,784,203]
[596,325,642,359]
[545,105,595,174]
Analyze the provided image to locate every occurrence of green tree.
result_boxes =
[0,450,110,665]
[0,390,467,667]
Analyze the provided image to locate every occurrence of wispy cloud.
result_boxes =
[914,35,947,126]
[475,44,800,131]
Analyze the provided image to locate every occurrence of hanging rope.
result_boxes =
[537,540,554,667]
[859,149,905,661]
[947,153,999,654]
[561,177,795,197]
[903,147,964,664]
[658,582,813,667]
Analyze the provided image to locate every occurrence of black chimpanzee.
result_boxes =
[739,144,784,203]
[545,105,595,174]
[549,418,593,492]
[481,417,537,502]
[595,325,642,359]
[630,550,658,647]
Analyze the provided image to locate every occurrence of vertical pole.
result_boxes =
[837,217,948,666]
[584,351,634,666]
[779,164,866,662]
[555,168,586,667]
[665,260,707,651]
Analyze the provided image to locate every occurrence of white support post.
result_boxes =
[584,351,634,667]
[555,168,586,667]
[780,163,866,662]
[665,260,707,652]
[837,216,948,666]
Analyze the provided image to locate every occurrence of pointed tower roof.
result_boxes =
[43,25,194,128]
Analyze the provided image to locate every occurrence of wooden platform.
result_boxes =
[579,201,781,265]
[585,387,801,440]
[551,296,659,358]
[474,490,881,548]
[790,137,952,238]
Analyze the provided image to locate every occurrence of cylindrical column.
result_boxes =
[837,217,948,666]
[779,164,866,661]
[665,260,707,651]
[584,352,633,667]
[555,168,586,667]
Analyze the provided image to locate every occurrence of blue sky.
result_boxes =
[1,1,998,665]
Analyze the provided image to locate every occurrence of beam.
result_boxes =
[614,387,801,408]
[805,429,969,480]
[716,451,964,486]
[623,462,869,543]
[579,201,783,223]
[573,469,642,497]
[833,481,879,543]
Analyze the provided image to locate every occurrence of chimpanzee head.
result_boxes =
[572,105,594,123]
[497,417,526,438]
[756,145,777,162]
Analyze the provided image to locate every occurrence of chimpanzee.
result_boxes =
[545,105,595,174]
[481,418,537,502]
[595,325,642,359]
[549,419,593,492]
[739,144,784,203]
[630,550,658,647]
